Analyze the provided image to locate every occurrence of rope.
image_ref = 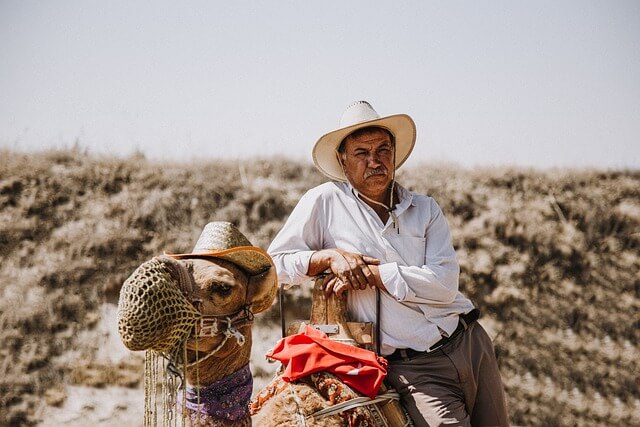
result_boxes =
[353,184,398,230]
[375,287,381,355]
[186,317,247,369]
[288,383,307,427]
[309,390,401,420]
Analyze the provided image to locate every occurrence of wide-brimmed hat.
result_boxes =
[312,101,417,181]
[167,221,277,313]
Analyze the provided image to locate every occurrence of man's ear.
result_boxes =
[335,150,346,171]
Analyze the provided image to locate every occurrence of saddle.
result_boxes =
[276,278,413,427]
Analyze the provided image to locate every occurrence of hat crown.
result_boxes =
[312,100,417,182]
[192,222,251,253]
[339,101,381,128]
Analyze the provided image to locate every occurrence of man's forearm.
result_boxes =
[307,249,335,276]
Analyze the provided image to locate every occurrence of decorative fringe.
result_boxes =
[143,341,196,427]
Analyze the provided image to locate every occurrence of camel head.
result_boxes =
[117,222,277,386]
[190,258,249,317]
[180,257,270,384]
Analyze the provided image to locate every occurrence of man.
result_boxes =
[268,101,509,426]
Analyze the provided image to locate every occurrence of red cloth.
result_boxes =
[266,325,388,398]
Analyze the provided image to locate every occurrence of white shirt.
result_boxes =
[267,181,474,356]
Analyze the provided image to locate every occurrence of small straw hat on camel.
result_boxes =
[312,100,417,181]
[168,221,278,313]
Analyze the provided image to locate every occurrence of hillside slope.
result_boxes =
[1,149,638,426]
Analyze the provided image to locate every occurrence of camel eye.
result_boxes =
[208,281,232,296]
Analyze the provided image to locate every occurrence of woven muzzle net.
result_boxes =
[117,256,201,426]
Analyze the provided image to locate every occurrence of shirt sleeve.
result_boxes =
[378,200,460,305]
[267,188,325,286]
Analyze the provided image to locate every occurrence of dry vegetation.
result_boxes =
[0,148,638,426]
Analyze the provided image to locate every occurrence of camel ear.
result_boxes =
[248,266,278,314]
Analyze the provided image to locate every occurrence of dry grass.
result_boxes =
[0,148,638,426]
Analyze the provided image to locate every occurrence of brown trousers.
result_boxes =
[385,322,509,427]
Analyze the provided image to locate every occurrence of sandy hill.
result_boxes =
[1,148,638,426]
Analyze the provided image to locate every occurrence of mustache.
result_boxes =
[364,167,387,179]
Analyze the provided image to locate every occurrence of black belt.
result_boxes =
[386,308,480,362]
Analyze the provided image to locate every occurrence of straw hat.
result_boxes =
[168,221,277,313]
[312,101,417,181]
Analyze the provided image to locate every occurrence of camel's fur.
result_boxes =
[251,378,351,427]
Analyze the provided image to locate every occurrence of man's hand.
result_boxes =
[321,275,349,299]
[309,248,385,297]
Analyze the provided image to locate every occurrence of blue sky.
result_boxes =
[1,1,639,169]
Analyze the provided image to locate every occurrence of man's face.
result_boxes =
[339,128,395,201]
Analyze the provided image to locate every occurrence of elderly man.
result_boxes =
[268,101,509,426]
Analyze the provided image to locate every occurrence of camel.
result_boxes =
[117,221,410,426]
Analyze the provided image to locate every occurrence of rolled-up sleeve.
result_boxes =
[267,189,324,286]
[269,250,315,285]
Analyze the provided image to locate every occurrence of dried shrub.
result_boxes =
[0,150,638,426]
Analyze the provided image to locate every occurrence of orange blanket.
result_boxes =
[266,325,388,398]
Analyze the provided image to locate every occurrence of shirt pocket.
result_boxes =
[385,234,426,267]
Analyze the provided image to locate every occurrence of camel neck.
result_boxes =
[181,363,253,422]
[186,329,252,385]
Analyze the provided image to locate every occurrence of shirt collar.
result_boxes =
[393,183,416,214]
[344,181,415,214]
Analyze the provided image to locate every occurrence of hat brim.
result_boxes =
[166,246,277,313]
[166,246,273,277]
[312,114,416,181]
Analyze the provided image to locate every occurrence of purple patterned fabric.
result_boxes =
[180,363,253,422]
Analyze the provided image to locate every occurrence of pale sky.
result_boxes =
[1,1,639,169]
